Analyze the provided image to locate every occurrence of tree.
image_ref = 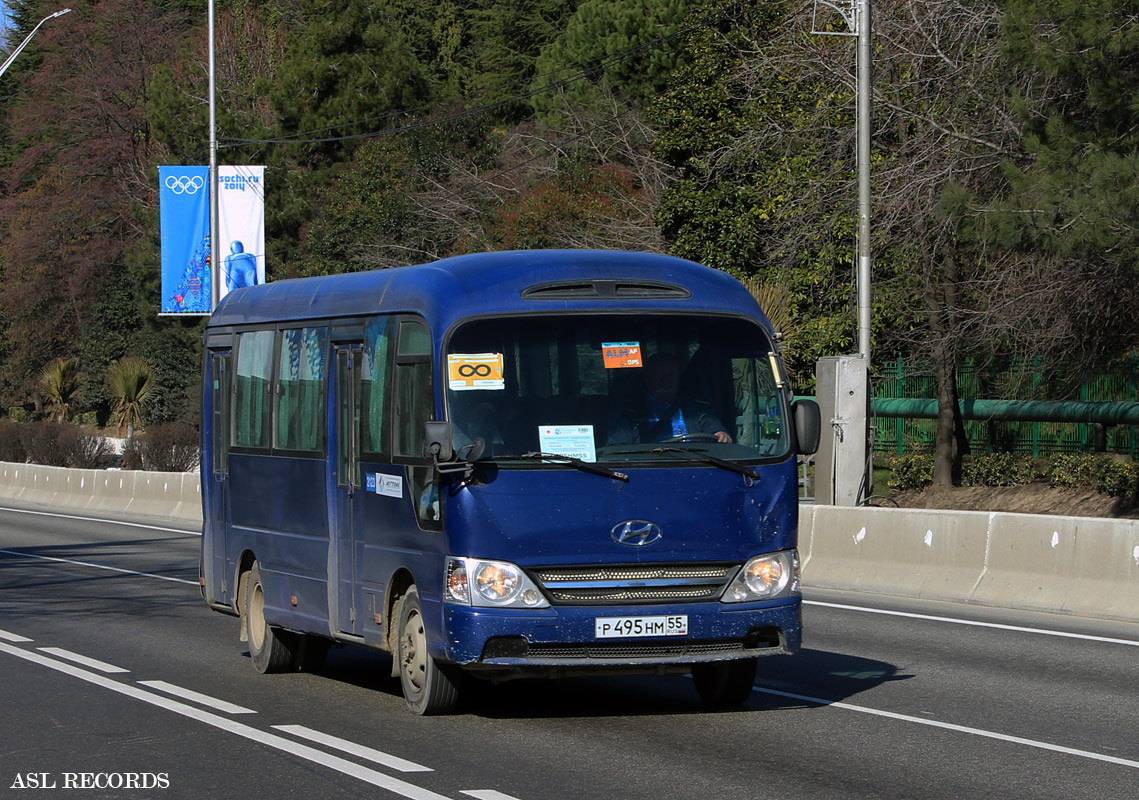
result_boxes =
[38,357,84,423]
[106,357,155,438]
[530,0,690,123]
[652,0,1126,485]
[0,0,188,406]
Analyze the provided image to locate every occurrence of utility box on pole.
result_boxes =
[816,356,870,506]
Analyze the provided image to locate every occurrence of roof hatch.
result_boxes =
[521,279,691,300]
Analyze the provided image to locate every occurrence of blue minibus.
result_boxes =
[200,249,820,714]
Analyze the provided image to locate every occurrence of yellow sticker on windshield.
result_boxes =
[448,353,505,391]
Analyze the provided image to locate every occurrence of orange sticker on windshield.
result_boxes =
[602,342,642,369]
[448,353,505,390]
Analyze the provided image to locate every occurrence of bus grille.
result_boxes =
[524,640,748,659]
[530,563,739,606]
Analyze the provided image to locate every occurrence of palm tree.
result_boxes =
[106,357,155,438]
[742,278,796,355]
[38,357,84,423]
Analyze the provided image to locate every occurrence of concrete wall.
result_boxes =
[799,503,1139,621]
[0,462,202,525]
[2,462,1136,622]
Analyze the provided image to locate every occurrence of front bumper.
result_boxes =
[441,597,801,672]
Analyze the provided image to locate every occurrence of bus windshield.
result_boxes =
[444,313,790,465]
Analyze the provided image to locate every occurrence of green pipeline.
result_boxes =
[871,398,1139,425]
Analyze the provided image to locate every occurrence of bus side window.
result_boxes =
[210,352,230,477]
[275,327,329,453]
[360,317,392,459]
[394,319,432,458]
[394,318,438,529]
[234,330,275,449]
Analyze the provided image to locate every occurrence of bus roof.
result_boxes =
[206,249,770,333]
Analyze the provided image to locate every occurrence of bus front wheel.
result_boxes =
[396,587,460,715]
[692,658,757,707]
[244,562,297,674]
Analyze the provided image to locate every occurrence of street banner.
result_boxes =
[217,165,266,301]
[159,166,211,314]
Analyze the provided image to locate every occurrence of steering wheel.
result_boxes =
[664,432,718,443]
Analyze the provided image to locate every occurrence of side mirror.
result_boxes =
[792,399,821,455]
[423,421,454,463]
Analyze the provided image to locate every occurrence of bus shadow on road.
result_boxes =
[311,645,905,719]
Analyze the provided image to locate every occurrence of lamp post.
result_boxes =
[0,8,71,82]
[208,0,219,311]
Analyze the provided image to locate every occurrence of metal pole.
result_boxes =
[856,0,872,363]
[208,0,219,311]
[0,8,71,82]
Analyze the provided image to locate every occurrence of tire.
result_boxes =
[244,562,297,674]
[692,658,758,707]
[396,587,461,715]
[293,635,331,673]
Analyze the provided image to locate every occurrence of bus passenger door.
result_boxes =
[203,349,231,606]
[333,343,364,636]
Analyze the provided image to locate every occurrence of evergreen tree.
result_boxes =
[993,0,1139,288]
[531,0,691,122]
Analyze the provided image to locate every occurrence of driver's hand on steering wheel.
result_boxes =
[714,430,732,443]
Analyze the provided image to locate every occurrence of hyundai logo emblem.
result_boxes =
[611,520,662,547]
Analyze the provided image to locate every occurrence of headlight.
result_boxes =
[722,550,799,603]
[444,557,549,608]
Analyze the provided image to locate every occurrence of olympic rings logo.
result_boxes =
[165,175,205,195]
[457,364,493,378]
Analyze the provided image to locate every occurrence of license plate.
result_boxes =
[594,615,689,639]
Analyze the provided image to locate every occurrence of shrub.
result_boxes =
[960,453,1035,487]
[127,423,200,472]
[119,436,143,471]
[21,422,72,467]
[19,422,112,468]
[63,431,113,469]
[887,454,934,490]
[1049,453,1139,499]
[1052,453,1107,492]
[0,422,27,463]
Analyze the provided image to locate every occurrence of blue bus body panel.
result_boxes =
[447,461,798,566]
[227,453,331,631]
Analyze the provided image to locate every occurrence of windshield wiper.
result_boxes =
[504,451,629,482]
[609,446,760,480]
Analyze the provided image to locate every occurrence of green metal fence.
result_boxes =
[874,357,1139,458]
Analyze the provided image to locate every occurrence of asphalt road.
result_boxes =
[1,502,1137,799]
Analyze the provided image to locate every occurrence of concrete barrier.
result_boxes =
[0,461,202,524]
[799,504,1139,622]
[803,505,991,601]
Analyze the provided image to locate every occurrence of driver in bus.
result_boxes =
[607,352,732,445]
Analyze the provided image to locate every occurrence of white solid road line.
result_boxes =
[804,599,1139,647]
[2,640,522,800]
[0,548,197,586]
[139,680,256,715]
[752,684,1139,770]
[0,642,457,800]
[36,647,129,674]
[0,627,33,642]
[274,725,433,773]
[0,504,199,535]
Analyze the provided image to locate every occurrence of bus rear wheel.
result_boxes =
[692,658,757,707]
[396,587,460,715]
[245,562,297,674]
